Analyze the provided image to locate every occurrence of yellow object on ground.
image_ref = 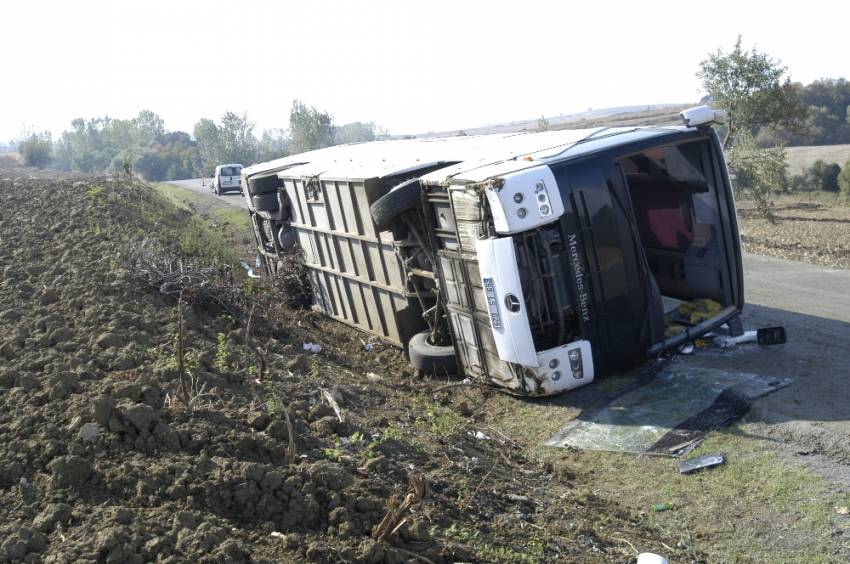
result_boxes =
[677,298,723,325]
[664,298,723,336]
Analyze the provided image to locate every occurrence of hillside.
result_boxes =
[784,144,850,175]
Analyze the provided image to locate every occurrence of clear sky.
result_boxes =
[3,0,848,141]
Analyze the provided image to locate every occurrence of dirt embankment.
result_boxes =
[0,163,692,563]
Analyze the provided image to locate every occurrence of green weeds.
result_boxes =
[412,394,466,440]
[214,333,230,372]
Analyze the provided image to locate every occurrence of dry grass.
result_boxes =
[481,387,850,562]
[784,144,850,175]
[737,194,850,269]
[574,429,850,562]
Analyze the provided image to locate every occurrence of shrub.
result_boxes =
[838,159,850,195]
[17,131,53,168]
[804,159,841,192]
[790,174,810,192]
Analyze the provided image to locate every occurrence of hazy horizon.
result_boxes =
[4,0,849,141]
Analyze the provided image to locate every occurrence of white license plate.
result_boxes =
[482,277,502,329]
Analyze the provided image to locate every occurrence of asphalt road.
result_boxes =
[744,253,850,323]
[168,178,249,210]
[705,253,850,483]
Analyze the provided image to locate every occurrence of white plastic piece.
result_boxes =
[303,342,322,354]
[528,340,595,394]
[713,330,757,349]
[637,554,669,564]
[240,261,261,279]
[475,237,538,367]
[484,165,564,234]
[680,105,727,127]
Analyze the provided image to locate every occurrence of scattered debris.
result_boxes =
[320,389,345,423]
[373,474,429,542]
[303,342,322,354]
[835,506,849,515]
[546,366,791,455]
[757,326,787,345]
[714,331,757,348]
[666,438,704,457]
[714,326,787,348]
[239,260,261,278]
[678,453,726,474]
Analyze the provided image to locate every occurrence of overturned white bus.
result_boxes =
[241,106,742,396]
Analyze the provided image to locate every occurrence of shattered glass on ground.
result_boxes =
[545,364,792,455]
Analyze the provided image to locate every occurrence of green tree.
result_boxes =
[63,117,112,172]
[697,36,805,149]
[768,79,850,145]
[132,109,165,146]
[838,159,850,195]
[134,152,166,180]
[50,110,178,176]
[158,131,200,180]
[698,37,804,221]
[17,131,53,168]
[258,128,289,162]
[725,132,788,221]
[193,118,221,174]
[218,111,258,165]
[193,113,259,173]
[335,121,379,145]
[289,100,335,154]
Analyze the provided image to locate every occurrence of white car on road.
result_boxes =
[212,164,243,195]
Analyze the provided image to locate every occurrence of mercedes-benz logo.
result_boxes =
[504,293,521,313]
